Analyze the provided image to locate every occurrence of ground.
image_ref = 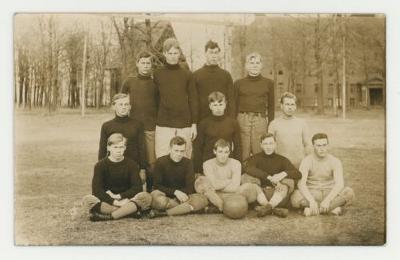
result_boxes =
[14,108,385,245]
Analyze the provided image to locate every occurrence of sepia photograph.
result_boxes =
[13,12,386,246]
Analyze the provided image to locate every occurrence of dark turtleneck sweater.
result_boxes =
[152,155,195,197]
[153,63,198,128]
[98,116,146,169]
[120,73,159,131]
[245,152,301,187]
[193,114,242,173]
[193,64,235,120]
[92,157,142,205]
[234,74,275,122]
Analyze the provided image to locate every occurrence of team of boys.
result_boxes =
[79,37,355,222]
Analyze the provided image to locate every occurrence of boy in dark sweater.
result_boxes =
[193,91,241,174]
[193,40,235,121]
[154,38,198,159]
[79,133,152,222]
[120,51,158,191]
[235,52,275,161]
[242,133,301,217]
[149,136,208,217]
[98,93,147,187]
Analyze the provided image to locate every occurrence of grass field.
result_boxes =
[14,108,385,245]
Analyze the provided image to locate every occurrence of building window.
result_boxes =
[350,84,356,93]
[296,83,302,93]
[328,83,334,94]
[314,84,319,93]
[278,70,283,75]
[350,98,355,107]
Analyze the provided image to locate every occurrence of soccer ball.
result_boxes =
[222,194,248,219]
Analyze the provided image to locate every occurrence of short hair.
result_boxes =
[136,50,153,63]
[107,133,127,146]
[205,40,220,52]
[208,91,226,103]
[169,136,187,147]
[163,38,180,53]
[312,133,329,144]
[112,93,129,105]
[260,133,276,143]
[213,138,232,151]
[246,52,262,63]
[280,92,297,104]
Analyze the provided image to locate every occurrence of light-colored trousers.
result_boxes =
[144,130,156,166]
[155,125,193,159]
[237,113,268,161]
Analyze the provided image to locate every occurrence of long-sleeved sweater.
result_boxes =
[193,64,235,120]
[245,152,301,187]
[234,74,275,122]
[203,158,242,193]
[98,116,146,169]
[193,114,242,173]
[92,157,142,205]
[120,74,159,131]
[152,155,195,197]
[153,63,198,128]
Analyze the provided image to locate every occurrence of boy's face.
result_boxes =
[113,97,131,117]
[107,141,126,161]
[245,57,262,76]
[313,138,329,158]
[169,144,186,162]
[209,100,226,116]
[205,47,220,66]
[260,136,276,155]
[281,97,297,117]
[164,47,180,65]
[214,146,230,164]
[136,57,152,76]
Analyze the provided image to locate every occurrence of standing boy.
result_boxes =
[193,91,241,174]
[120,51,158,190]
[291,133,355,216]
[235,52,275,161]
[149,136,208,217]
[268,92,311,168]
[193,40,235,120]
[153,37,198,159]
[243,133,301,217]
[98,93,146,183]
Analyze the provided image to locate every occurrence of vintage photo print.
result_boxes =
[14,12,385,246]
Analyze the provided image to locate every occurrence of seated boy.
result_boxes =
[242,133,302,217]
[149,136,208,217]
[78,133,152,222]
[193,91,241,174]
[291,133,355,216]
[195,139,268,214]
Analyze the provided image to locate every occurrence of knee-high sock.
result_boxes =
[269,185,288,208]
[111,202,138,219]
[100,202,119,214]
[166,202,193,216]
[204,190,223,211]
